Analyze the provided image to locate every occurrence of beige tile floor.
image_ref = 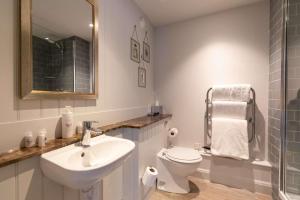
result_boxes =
[149,177,272,200]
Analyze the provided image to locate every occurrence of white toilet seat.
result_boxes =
[165,146,202,164]
[157,148,202,194]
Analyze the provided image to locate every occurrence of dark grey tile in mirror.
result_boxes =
[32,36,92,93]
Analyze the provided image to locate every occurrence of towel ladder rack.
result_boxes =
[205,87,256,143]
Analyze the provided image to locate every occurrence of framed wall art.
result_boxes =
[142,31,150,63]
[138,67,146,88]
[143,41,150,63]
[131,38,140,63]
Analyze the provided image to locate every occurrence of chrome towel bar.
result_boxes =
[205,87,256,143]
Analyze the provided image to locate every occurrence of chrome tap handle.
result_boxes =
[82,121,99,137]
[90,128,103,137]
[82,121,99,128]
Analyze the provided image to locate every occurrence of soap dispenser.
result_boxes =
[62,106,74,138]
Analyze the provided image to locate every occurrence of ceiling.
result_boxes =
[133,0,264,27]
[32,0,93,42]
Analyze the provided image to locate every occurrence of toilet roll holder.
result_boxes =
[167,128,178,148]
[205,87,256,143]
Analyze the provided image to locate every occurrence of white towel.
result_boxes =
[211,118,249,160]
[212,84,251,102]
[212,101,247,120]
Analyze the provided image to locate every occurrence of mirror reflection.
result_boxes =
[31,0,94,93]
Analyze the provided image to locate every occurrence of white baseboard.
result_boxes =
[194,167,272,195]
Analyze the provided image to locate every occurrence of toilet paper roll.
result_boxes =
[168,128,178,138]
[142,166,158,187]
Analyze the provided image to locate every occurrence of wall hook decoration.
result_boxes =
[139,17,146,29]
[130,25,140,63]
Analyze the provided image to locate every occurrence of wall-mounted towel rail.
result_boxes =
[205,87,256,143]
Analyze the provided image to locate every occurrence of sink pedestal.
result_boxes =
[79,181,102,200]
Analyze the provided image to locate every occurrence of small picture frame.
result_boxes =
[131,38,140,63]
[143,42,150,63]
[138,67,146,88]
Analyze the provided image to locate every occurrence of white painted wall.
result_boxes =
[154,1,270,160]
[0,0,154,153]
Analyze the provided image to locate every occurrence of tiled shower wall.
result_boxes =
[33,36,64,91]
[59,36,91,93]
[33,36,91,93]
[269,0,283,199]
[74,36,91,93]
[286,0,300,196]
[59,37,74,92]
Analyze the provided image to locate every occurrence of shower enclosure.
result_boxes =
[281,0,300,199]
[32,36,91,93]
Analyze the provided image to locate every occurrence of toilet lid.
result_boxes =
[165,147,202,164]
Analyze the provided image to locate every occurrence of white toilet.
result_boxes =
[156,146,202,194]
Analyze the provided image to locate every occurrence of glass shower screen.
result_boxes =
[283,0,300,199]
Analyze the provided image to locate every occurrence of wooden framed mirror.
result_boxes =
[20,0,98,99]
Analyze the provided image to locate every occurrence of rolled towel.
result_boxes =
[211,118,249,160]
[212,84,251,102]
[212,101,247,120]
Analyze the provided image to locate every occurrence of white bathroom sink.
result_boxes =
[40,135,135,189]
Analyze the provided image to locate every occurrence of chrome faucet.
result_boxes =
[81,121,100,145]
